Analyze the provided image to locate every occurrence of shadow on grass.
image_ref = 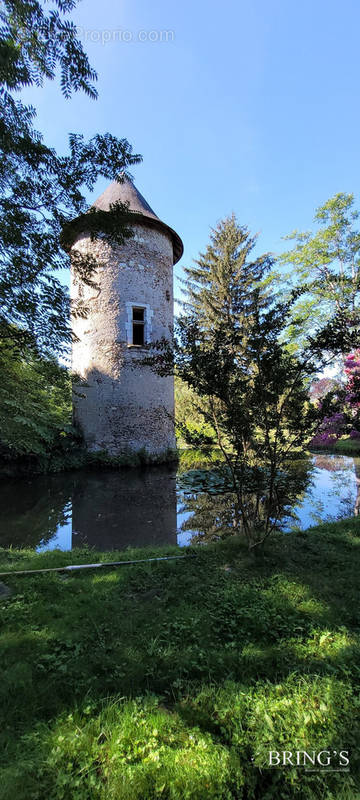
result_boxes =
[1,518,360,798]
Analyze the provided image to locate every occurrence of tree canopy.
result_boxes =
[280,192,360,344]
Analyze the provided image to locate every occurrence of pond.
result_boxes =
[0,454,359,552]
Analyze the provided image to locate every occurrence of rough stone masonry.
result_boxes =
[66,178,183,458]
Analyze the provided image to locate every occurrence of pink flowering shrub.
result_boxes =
[311,412,346,446]
[310,351,360,447]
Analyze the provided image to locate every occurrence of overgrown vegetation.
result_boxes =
[0,332,74,460]
[175,377,215,447]
[1,517,360,798]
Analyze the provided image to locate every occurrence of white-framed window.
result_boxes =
[125,302,153,346]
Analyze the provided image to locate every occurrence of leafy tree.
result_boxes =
[175,376,215,446]
[0,0,142,356]
[1,0,97,96]
[280,193,360,343]
[281,193,360,435]
[0,326,74,461]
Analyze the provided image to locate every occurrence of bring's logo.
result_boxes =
[267,750,350,770]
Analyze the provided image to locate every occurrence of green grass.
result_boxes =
[334,437,360,454]
[1,519,360,798]
[310,436,360,455]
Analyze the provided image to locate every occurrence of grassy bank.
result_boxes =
[1,519,360,799]
[310,436,360,456]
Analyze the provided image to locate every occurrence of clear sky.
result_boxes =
[21,0,360,296]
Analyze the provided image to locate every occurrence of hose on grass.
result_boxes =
[0,554,196,578]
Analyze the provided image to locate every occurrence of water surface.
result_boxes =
[0,454,358,552]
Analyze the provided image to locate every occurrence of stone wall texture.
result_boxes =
[70,222,176,456]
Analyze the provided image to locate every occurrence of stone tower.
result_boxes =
[67,178,183,458]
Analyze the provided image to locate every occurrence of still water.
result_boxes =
[0,454,359,553]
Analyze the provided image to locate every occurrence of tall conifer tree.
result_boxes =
[156,217,321,549]
[182,214,272,333]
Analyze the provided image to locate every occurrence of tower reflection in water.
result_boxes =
[71,469,177,550]
[0,468,178,552]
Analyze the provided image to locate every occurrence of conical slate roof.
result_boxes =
[92,178,183,264]
[61,177,183,265]
[93,179,158,219]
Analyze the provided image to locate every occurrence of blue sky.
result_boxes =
[21,0,360,296]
